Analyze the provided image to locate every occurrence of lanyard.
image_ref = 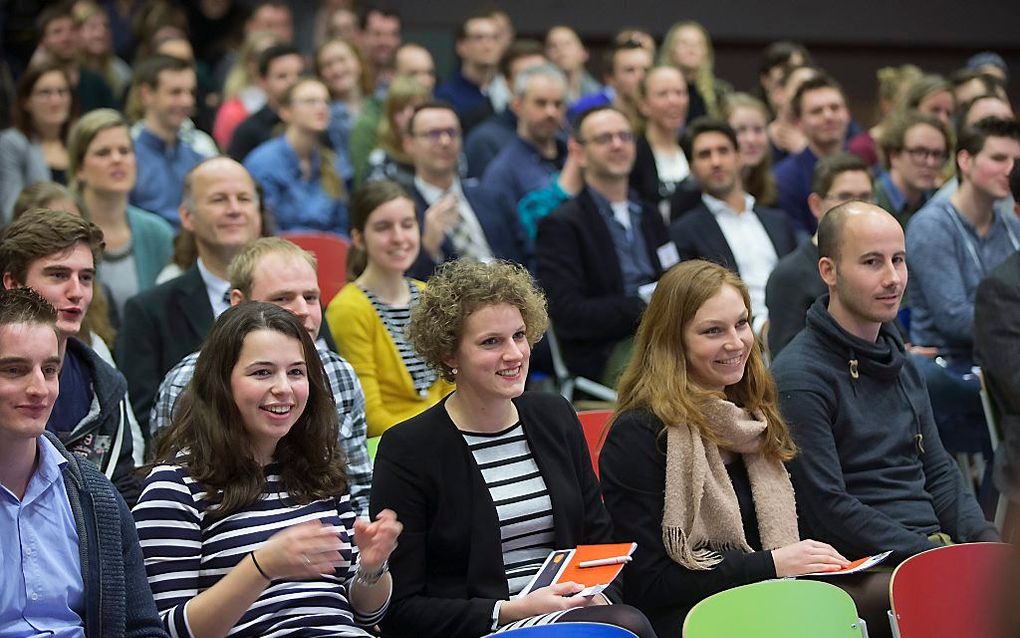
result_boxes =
[944,205,1020,275]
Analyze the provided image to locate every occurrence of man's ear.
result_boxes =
[818,256,837,288]
[807,192,825,221]
[2,272,22,290]
[229,289,245,306]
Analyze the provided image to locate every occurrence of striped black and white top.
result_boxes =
[131,463,386,638]
[461,422,555,595]
[362,281,437,397]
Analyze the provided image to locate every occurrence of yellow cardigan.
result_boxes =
[326,280,454,437]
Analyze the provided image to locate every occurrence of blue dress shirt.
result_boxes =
[0,435,85,637]
[129,126,206,227]
[244,136,350,236]
[587,186,655,295]
[481,135,566,206]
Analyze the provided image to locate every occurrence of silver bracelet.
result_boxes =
[353,559,389,587]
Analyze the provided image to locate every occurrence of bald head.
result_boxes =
[179,157,262,257]
[817,201,896,263]
[395,44,436,93]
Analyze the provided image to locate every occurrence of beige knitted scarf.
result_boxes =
[662,399,799,570]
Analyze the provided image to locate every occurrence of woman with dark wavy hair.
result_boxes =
[133,302,400,638]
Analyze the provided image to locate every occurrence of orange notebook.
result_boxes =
[518,543,637,598]
[802,550,893,577]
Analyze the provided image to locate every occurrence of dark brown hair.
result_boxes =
[346,180,413,280]
[151,302,347,520]
[12,61,78,140]
[0,208,105,285]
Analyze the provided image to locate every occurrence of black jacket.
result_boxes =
[116,265,214,441]
[667,200,797,275]
[535,188,670,380]
[371,392,618,638]
[772,297,997,563]
[764,240,826,357]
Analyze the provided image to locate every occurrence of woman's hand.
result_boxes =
[353,509,402,571]
[771,539,849,577]
[253,520,346,580]
[500,582,596,624]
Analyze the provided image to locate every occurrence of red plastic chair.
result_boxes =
[888,542,1014,638]
[576,410,613,479]
[281,232,350,304]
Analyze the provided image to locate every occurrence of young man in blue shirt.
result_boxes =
[0,287,166,638]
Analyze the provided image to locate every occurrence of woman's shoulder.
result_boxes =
[126,205,174,236]
[609,407,667,438]
[380,398,454,450]
[244,136,289,169]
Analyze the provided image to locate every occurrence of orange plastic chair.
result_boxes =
[281,232,350,304]
[576,410,613,478]
[888,542,1014,638]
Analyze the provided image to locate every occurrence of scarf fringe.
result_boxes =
[663,525,753,570]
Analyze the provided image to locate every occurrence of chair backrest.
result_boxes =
[890,542,1014,638]
[576,409,614,478]
[683,579,865,638]
[281,232,350,304]
[492,622,639,637]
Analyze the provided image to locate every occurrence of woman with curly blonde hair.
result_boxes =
[371,258,655,638]
[600,260,848,636]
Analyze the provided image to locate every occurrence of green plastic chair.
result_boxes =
[683,579,869,637]
[366,436,380,461]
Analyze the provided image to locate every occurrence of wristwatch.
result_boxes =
[354,559,389,586]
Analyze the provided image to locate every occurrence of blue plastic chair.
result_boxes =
[486,622,639,637]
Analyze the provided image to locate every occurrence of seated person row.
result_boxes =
[133,302,400,637]
[117,156,262,440]
[326,181,454,438]
[148,236,372,515]
[772,202,998,636]
[404,101,530,280]
[668,117,797,333]
[0,287,167,638]
[371,258,656,638]
[766,152,874,356]
[536,105,674,386]
[1,208,141,503]
[601,259,849,637]
[244,76,350,236]
[906,117,1020,456]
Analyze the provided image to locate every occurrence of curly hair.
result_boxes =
[151,302,347,520]
[407,259,548,382]
[612,260,796,463]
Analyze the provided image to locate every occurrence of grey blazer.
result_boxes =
[0,128,51,224]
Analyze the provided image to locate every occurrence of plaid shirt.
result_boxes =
[150,342,373,516]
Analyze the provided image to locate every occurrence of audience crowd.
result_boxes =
[1,2,1018,637]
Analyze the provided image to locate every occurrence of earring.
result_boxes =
[451,368,458,375]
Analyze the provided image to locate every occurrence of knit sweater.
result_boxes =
[772,297,996,563]
[47,432,167,638]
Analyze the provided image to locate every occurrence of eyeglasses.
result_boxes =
[413,128,461,143]
[902,146,948,164]
[579,131,635,146]
[32,87,70,99]
[823,192,875,203]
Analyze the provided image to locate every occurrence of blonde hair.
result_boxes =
[227,237,317,298]
[67,108,131,195]
[612,260,796,462]
[223,30,278,101]
[660,21,722,117]
[281,77,346,201]
[376,75,430,164]
[408,259,548,382]
[722,92,778,206]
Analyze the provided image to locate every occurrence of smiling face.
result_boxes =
[77,125,136,194]
[353,196,420,277]
[640,66,689,133]
[447,303,530,404]
[888,123,948,193]
[797,86,850,152]
[576,108,636,182]
[318,40,362,98]
[728,104,769,168]
[820,207,907,341]
[244,253,322,339]
[690,130,740,199]
[9,243,95,339]
[0,322,61,444]
[670,25,708,75]
[143,67,197,133]
[181,159,262,254]
[683,284,754,393]
[230,328,309,463]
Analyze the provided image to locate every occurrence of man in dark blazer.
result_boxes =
[537,106,674,384]
[116,157,262,442]
[670,117,797,331]
[403,101,530,280]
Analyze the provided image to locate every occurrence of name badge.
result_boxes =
[656,242,680,269]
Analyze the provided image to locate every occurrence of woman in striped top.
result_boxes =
[132,302,401,638]
[371,259,655,638]
[326,180,454,437]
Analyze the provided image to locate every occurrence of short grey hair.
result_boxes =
[513,63,567,99]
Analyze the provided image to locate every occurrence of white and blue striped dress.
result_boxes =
[132,463,386,637]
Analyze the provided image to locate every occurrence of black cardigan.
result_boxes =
[371,392,618,638]
[600,408,777,638]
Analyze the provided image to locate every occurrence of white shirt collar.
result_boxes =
[702,191,757,217]
[196,258,232,317]
[415,175,462,204]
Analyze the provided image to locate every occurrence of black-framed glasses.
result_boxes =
[579,131,635,146]
[902,146,948,164]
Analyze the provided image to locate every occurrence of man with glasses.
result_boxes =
[435,12,504,131]
[404,101,529,280]
[874,111,950,227]
[536,106,673,386]
[766,152,874,356]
